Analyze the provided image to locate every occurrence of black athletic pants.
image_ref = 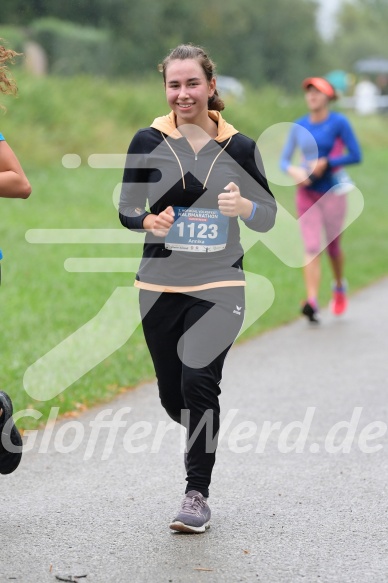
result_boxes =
[140,286,245,498]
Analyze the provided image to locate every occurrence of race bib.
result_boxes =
[165,206,229,253]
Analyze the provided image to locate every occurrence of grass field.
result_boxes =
[1,73,387,429]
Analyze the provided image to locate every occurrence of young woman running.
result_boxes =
[0,39,32,474]
[119,44,276,533]
[280,77,361,323]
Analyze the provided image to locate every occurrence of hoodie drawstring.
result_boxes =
[161,133,232,191]
[203,136,232,190]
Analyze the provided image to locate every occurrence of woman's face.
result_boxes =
[305,85,330,112]
[165,58,215,125]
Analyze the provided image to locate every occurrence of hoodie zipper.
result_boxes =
[161,133,232,190]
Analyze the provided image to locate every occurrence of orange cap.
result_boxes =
[302,77,337,100]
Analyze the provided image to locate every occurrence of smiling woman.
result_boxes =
[160,44,222,137]
[118,43,277,534]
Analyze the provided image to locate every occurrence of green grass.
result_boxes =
[0,73,387,429]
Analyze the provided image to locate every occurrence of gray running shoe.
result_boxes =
[169,490,211,533]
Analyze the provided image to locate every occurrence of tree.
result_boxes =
[331,0,388,70]
[0,0,329,88]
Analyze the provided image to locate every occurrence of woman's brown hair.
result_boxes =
[0,40,21,110]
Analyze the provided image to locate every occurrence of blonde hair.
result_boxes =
[158,44,225,112]
[0,40,21,110]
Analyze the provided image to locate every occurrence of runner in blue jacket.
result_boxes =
[280,77,361,322]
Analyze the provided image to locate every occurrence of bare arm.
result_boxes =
[0,140,31,199]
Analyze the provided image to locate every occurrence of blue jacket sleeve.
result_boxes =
[280,124,298,172]
[327,115,362,168]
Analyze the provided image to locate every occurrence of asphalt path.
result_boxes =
[2,278,388,583]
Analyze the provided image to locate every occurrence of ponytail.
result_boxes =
[208,89,225,112]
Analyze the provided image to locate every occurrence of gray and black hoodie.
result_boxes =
[119,110,277,292]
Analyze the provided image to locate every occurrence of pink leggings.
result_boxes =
[296,187,347,258]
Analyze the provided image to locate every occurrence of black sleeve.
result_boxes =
[119,130,152,232]
[238,140,277,233]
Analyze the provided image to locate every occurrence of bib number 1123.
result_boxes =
[165,206,229,253]
[176,221,218,240]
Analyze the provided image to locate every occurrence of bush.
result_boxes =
[0,25,27,55]
[29,17,111,76]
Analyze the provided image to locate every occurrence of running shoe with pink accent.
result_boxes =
[331,284,348,315]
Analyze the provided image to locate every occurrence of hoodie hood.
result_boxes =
[150,110,239,143]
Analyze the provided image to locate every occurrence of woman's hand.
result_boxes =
[309,157,328,178]
[143,206,175,237]
[218,182,253,218]
[287,158,328,187]
[287,165,312,186]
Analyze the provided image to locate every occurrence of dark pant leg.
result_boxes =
[140,287,245,498]
[181,287,245,498]
[140,290,185,423]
